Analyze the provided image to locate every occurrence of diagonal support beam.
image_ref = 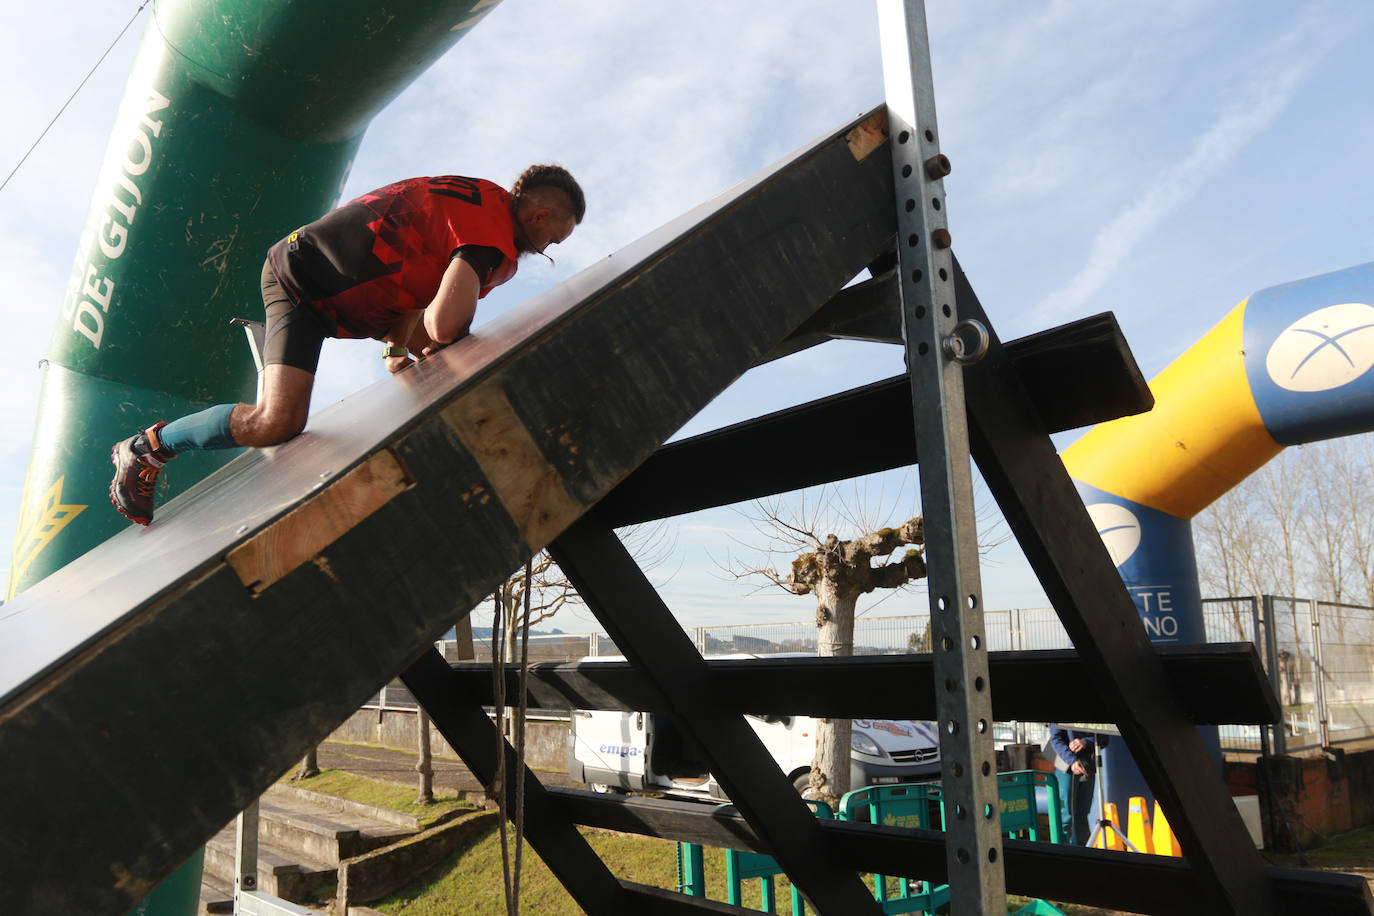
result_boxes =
[550,516,884,915]
[953,258,1277,914]
[400,647,630,913]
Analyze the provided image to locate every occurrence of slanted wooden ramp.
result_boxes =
[0,108,896,915]
[3,103,1372,916]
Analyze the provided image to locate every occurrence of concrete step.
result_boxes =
[200,790,417,907]
[198,872,233,915]
[203,824,335,905]
[253,793,411,865]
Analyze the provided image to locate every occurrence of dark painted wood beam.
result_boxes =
[755,270,903,362]
[550,518,884,915]
[448,642,1279,725]
[622,882,758,914]
[400,648,628,912]
[954,258,1278,915]
[550,790,1374,916]
[599,311,1151,527]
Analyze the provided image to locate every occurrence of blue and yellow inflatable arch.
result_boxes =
[1064,261,1374,808]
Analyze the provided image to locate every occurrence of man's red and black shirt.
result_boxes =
[268,176,519,339]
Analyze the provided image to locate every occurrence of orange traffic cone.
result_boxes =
[1126,796,1155,854]
[1152,801,1182,856]
[1094,802,1125,850]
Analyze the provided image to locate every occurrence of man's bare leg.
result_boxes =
[229,364,315,448]
[111,365,316,524]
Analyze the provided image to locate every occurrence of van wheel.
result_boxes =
[588,782,620,794]
[792,771,813,796]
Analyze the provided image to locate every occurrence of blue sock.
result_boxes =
[158,404,238,454]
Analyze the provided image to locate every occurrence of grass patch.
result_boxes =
[372,822,793,916]
[1272,824,1374,868]
[369,823,1095,915]
[284,768,474,828]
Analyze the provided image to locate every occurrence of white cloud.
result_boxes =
[1029,18,1318,323]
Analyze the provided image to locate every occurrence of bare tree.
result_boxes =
[416,708,434,805]
[489,522,677,671]
[1335,436,1374,608]
[1302,442,1356,642]
[293,746,320,782]
[492,552,576,664]
[1253,453,1304,598]
[729,491,928,807]
[1194,485,1269,638]
[1195,437,1374,608]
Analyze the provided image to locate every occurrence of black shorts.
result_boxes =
[261,259,330,374]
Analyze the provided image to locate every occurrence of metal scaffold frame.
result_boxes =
[6,3,1374,915]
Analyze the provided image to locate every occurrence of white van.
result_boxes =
[566,657,941,800]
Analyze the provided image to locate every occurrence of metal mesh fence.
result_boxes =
[693,609,1069,658]
[1269,596,1321,750]
[1201,595,1374,754]
[1315,601,1374,747]
[361,633,613,710]
[1201,597,1265,752]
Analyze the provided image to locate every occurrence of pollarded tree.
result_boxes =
[734,494,929,808]
[786,519,927,806]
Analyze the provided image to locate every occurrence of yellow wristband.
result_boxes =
[381,345,408,359]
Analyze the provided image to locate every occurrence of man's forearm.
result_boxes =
[384,311,423,348]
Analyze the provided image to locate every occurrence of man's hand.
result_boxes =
[1070,760,1087,776]
[1068,737,1087,753]
[383,311,423,374]
[420,342,449,359]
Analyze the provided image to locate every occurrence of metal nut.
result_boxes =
[924,154,952,179]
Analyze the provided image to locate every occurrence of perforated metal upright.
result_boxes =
[877,0,1006,911]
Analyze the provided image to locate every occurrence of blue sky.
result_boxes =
[1,0,1371,632]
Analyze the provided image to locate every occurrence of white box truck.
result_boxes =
[566,657,941,800]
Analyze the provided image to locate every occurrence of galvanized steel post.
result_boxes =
[876,0,1006,910]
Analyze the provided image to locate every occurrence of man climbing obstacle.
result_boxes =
[109,164,585,525]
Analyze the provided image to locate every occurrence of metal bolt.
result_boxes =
[943,319,990,365]
[924,154,952,179]
[932,228,952,249]
[235,525,248,535]
[319,470,332,479]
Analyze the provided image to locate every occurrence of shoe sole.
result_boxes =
[109,444,152,527]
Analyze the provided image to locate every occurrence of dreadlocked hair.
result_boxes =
[510,164,585,224]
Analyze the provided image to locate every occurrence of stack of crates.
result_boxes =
[676,771,1067,915]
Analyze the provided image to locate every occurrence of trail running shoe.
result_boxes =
[109,422,173,526]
